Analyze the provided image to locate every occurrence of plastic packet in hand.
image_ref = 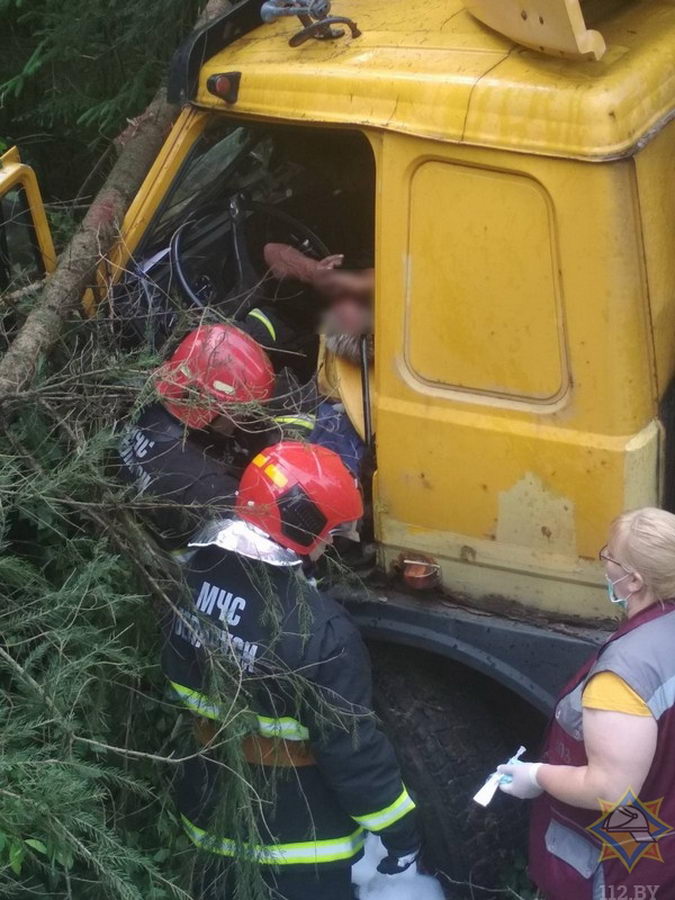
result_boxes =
[473,745,526,807]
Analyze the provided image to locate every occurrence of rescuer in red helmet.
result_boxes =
[118,323,275,550]
[162,441,420,899]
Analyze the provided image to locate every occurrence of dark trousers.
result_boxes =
[196,859,355,900]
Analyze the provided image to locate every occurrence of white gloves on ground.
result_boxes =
[497,760,543,799]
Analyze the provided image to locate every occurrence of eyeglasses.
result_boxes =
[598,545,631,572]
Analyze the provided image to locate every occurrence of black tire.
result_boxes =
[369,642,545,899]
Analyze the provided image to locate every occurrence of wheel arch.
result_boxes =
[341,591,607,716]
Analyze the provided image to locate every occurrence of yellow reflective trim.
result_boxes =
[248,308,277,342]
[352,787,416,832]
[252,453,267,468]
[169,681,223,720]
[169,681,309,739]
[264,462,288,488]
[182,815,364,865]
[256,714,309,741]
[274,415,316,431]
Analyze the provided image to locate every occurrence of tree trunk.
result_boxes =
[0,0,231,397]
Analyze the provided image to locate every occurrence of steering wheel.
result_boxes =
[170,195,330,319]
[110,197,330,351]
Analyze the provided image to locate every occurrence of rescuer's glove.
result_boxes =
[376,849,419,876]
[497,760,543,799]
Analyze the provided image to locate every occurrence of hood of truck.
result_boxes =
[194,0,675,160]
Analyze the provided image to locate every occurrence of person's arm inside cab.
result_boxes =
[264,242,344,286]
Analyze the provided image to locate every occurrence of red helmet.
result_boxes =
[236,442,364,556]
[155,324,274,429]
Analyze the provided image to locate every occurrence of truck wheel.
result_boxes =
[370,642,545,896]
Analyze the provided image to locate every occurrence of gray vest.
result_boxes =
[555,606,675,746]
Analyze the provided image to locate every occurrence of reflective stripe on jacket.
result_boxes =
[162,544,419,869]
[181,815,365,866]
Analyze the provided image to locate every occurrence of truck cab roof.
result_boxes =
[193,0,675,160]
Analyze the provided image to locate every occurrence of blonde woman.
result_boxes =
[499,507,675,899]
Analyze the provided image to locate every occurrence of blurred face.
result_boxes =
[321,268,374,337]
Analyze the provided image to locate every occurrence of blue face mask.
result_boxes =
[606,572,632,610]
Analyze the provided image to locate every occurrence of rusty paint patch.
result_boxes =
[497,472,576,556]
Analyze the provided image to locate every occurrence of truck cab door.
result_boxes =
[0,147,56,293]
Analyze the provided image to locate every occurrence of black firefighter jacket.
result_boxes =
[118,375,319,550]
[162,544,419,870]
[118,402,239,550]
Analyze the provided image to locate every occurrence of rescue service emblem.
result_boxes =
[586,789,674,872]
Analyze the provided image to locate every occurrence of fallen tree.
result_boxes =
[0,0,230,397]
[0,326,294,899]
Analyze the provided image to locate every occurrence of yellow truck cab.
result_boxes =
[3,0,675,883]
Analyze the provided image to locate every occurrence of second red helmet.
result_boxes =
[236,441,364,556]
[155,324,275,429]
